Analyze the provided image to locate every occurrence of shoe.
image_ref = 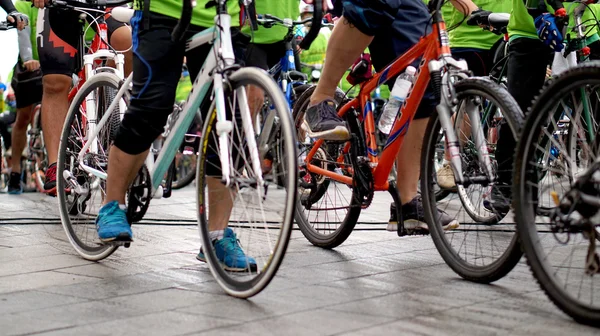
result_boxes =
[7,172,22,195]
[95,201,133,242]
[302,99,350,140]
[483,184,511,214]
[196,228,257,272]
[44,162,57,196]
[436,163,457,190]
[387,195,460,233]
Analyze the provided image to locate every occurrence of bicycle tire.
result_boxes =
[57,72,127,261]
[422,77,524,283]
[292,84,362,248]
[514,63,600,326]
[196,67,296,298]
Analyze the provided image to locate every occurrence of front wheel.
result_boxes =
[196,67,296,298]
[57,73,127,261]
[514,64,600,326]
[422,77,524,283]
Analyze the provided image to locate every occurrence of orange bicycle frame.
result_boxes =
[305,17,451,191]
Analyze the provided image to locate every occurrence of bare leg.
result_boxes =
[41,75,71,165]
[108,26,133,76]
[103,146,148,205]
[207,177,234,231]
[10,106,33,173]
[310,17,373,104]
[396,118,428,205]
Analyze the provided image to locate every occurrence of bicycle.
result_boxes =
[512,1,600,326]
[58,0,322,298]
[293,0,524,284]
[0,21,16,192]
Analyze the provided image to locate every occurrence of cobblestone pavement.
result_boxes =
[0,188,598,336]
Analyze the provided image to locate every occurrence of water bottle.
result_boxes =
[378,66,416,135]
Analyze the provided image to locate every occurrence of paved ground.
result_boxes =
[1,187,599,336]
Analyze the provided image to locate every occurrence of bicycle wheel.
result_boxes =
[57,72,128,261]
[171,145,197,189]
[422,77,524,283]
[196,67,296,298]
[292,85,362,248]
[30,105,47,193]
[515,64,600,326]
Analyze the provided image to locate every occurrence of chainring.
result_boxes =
[126,164,152,223]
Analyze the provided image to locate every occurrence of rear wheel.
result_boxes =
[422,77,524,283]
[57,73,128,261]
[292,85,362,248]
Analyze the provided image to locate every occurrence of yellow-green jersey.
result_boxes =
[137,0,241,28]
[448,0,512,49]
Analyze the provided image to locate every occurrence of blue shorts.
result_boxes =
[343,0,436,119]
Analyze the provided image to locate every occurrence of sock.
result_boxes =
[209,230,225,241]
[119,204,127,211]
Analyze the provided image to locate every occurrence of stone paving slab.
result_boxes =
[1,190,599,336]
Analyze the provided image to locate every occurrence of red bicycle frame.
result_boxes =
[305,14,452,192]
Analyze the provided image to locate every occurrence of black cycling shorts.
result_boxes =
[451,48,493,77]
[114,11,249,157]
[37,8,127,77]
[11,64,43,109]
[343,0,436,119]
[245,41,287,70]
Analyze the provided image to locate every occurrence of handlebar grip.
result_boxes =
[172,0,192,42]
[298,0,322,50]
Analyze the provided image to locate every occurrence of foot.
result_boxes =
[302,99,350,140]
[7,172,22,195]
[43,162,57,196]
[388,195,460,234]
[483,184,511,214]
[96,201,133,243]
[436,163,457,190]
[196,228,257,272]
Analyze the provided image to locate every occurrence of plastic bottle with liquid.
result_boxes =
[378,66,416,135]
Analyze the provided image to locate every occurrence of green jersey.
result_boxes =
[448,0,512,49]
[141,0,241,28]
[509,1,599,42]
[15,0,39,61]
[243,0,300,44]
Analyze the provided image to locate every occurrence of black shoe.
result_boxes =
[302,99,350,140]
[483,184,511,214]
[388,195,460,234]
[7,172,22,195]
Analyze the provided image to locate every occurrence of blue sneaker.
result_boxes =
[196,228,257,272]
[96,201,133,243]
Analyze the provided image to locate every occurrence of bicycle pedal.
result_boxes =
[103,240,133,248]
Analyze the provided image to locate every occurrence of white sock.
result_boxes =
[209,230,225,241]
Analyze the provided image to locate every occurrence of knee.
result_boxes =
[14,108,33,129]
[43,75,71,96]
[110,26,132,52]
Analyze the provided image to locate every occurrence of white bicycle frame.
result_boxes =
[76,11,264,199]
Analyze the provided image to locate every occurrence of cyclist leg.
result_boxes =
[245,42,285,119]
[366,6,458,232]
[105,13,133,76]
[37,8,81,195]
[9,66,42,194]
[487,37,552,212]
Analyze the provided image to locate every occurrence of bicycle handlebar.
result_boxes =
[0,21,16,30]
[298,0,322,50]
[43,0,132,10]
[258,14,311,27]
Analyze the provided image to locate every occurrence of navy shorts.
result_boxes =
[342,0,436,119]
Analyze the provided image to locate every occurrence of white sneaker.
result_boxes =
[436,163,456,190]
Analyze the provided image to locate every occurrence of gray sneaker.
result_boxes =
[388,196,460,233]
[302,99,350,140]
